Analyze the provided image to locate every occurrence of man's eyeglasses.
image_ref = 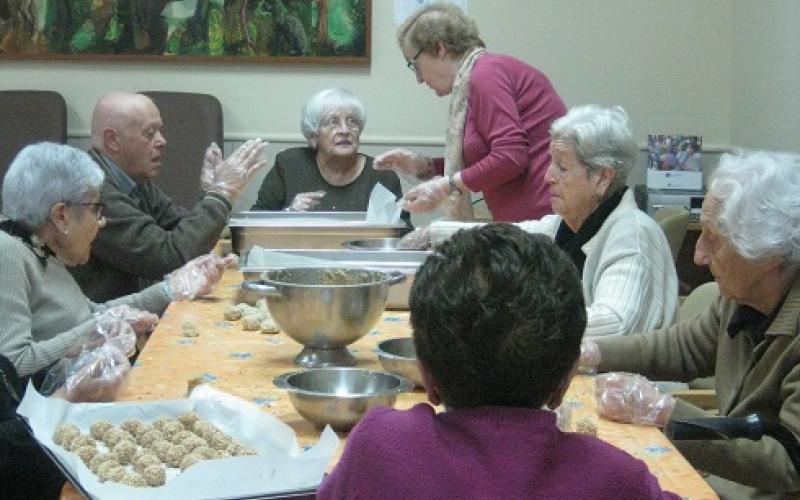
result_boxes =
[71,202,105,220]
[406,47,424,73]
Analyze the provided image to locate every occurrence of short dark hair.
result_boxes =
[410,224,587,408]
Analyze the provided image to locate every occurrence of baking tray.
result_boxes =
[230,212,408,254]
[240,249,431,310]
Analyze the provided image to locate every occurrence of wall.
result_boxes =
[731,0,800,152]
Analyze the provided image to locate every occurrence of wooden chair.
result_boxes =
[138,91,224,209]
[0,90,67,205]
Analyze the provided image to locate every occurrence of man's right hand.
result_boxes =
[288,191,326,212]
[209,139,268,200]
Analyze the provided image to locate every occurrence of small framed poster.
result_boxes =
[646,135,703,191]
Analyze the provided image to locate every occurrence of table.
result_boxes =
[117,270,718,499]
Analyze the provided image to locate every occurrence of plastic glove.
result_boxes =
[595,372,676,427]
[63,316,136,358]
[208,139,268,200]
[288,191,326,211]
[64,344,131,402]
[165,253,238,301]
[374,149,434,178]
[578,340,601,374]
[101,305,159,350]
[397,227,431,250]
[200,142,223,191]
[402,176,451,214]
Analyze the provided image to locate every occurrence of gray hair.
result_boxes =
[397,2,484,57]
[2,142,104,230]
[708,150,800,265]
[549,105,637,194]
[300,88,366,143]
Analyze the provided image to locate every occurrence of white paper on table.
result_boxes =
[17,382,339,500]
[244,246,337,269]
[366,183,403,225]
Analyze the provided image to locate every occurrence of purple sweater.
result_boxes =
[317,404,682,500]
[436,53,566,222]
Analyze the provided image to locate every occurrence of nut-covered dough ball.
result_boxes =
[89,421,114,441]
[143,464,166,487]
[170,429,194,445]
[151,416,178,432]
[121,419,146,437]
[192,446,215,459]
[120,471,147,487]
[99,464,126,483]
[228,442,257,457]
[223,304,243,321]
[89,453,113,475]
[192,420,217,439]
[164,444,188,468]
[103,428,134,448]
[112,440,138,465]
[181,435,207,453]
[133,452,161,474]
[151,440,173,462]
[53,424,81,447]
[179,452,205,471]
[137,429,165,448]
[76,445,98,465]
[161,421,184,441]
[178,411,201,429]
[67,434,96,452]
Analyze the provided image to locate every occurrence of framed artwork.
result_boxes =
[646,134,703,191]
[0,0,370,64]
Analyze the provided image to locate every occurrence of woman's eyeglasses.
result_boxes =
[319,115,361,132]
[406,48,424,73]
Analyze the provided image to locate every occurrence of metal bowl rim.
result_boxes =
[375,338,417,362]
[273,368,414,398]
[258,267,402,288]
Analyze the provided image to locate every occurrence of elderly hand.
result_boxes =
[64,344,131,402]
[403,176,451,214]
[578,340,601,374]
[374,149,434,179]
[200,142,223,191]
[165,253,238,301]
[101,305,159,350]
[595,372,676,427]
[289,191,326,211]
[208,139,268,200]
[397,227,431,250]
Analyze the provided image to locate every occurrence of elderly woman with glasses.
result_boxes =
[429,105,679,338]
[252,88,407,221]
[374,2,566,222]
[0,142,233,400]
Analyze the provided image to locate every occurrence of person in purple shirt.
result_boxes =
[317,224,682,500]
[374,2,566,223]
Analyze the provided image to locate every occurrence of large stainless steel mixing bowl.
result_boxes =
[242,268,406,368]
[273,368,414,431]
[375,337,423,388]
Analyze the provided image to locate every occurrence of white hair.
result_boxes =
[300,87,366,144]
[2,142,104,230]
[549,105,637,194]
[709,150,800,265]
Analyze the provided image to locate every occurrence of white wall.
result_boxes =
[1,0,734,150]
[731,0,800,152]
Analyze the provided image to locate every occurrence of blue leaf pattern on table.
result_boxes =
[253,396,279,407]
[201,373,218,382]
[383,317,405,323]
[643,445,671,454]
[368,330,381,336]
[215,322,234,329]
[177,339,196,345]
[230,352,252,359]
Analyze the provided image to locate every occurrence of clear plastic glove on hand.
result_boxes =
[101,305,159,350]
[402,176,451,214]
[165,253,238,301]
[64,344,131,402]
[595,372,676,427]
[200,142,223,191]
[63,316,137,359]
[397,227,431,250]
[208,138,268,200]
[578,340,601,374]
[373,149,433,178]
[289,191,326,211]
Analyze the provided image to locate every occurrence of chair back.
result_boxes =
[679,281,719,322]
[139,91,224,209]
[656,208,690,262]
[0,90,67,205]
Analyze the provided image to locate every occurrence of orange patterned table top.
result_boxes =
[117,271,717,499]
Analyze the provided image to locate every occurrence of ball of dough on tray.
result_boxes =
[151,416,178,432]
[133,452,161,473]
[102,428,134,448]
[161,421,184,441]
[119,471,148,488]
[89,453,113,474]
[121,419,146,436]
[181,435,207,453]
[89,421,113,441]
[137,429,165,448]
[240,314,262,331]
[143,464,166,487]
[76,445,98,465]
[67,434,96,452]
[211,449,232,459]
[170,429,195,445]
[53,423,81,447]
[179,452,205,471]
[575,416,599,436]
[164,444,189,468]
[223,305,243,321]
[99,464,126,483]
[178,411,201,429]
[112,440,138,465]
[207,431,233,451]
[97,460,121,477]
[192,420,218,439]
[151,440,173,462]
[228,442,257,456]
[192,446,215,459]
[132,423,155,438]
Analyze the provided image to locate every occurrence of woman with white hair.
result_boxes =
[581,149,800,499]
[0,142,232,394]
[252,88,406,219]
[430,105,679,337]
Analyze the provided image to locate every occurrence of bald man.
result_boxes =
[70,92,266,302]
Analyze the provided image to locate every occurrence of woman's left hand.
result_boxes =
[402,176,451,213]
[165,253,238,300]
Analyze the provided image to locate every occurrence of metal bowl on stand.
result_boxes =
[242,267,406,368]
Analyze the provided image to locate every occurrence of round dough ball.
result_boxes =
[89,421,114,440]
[151,416,177,432]
[192,420,217,439]
[151,440,173,462]
[161,421,184,441]
[76,445,98,465]
[121,419,146,436]
[164,444,188,468]
[99,464,126,483]
[208,432,233,451]
[137,429,165,448]
[211,449,232,459]
[89,453,113,475]
[192,446,215,459]
[178,411,200,429]
[228,442,257,457]
[120,471,147,487]
[103,428,134,448]
[133,452,161,474]
[112,440,138,465]
[170,429,194,445]
[67,434,96,452]
[181,435,207,453]
[223,305,243,321]
[179,452,204,471]
[240,314,262,331]
[143,464,166,487]
[53,424,81,447]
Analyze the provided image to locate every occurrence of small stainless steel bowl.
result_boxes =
[376,337,423,388]
[274,368,414,431]
[342,238,407,251]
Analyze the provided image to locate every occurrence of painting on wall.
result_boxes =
[0,0,370,63]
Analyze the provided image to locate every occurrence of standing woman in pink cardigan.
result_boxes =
[374,2,566,223]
